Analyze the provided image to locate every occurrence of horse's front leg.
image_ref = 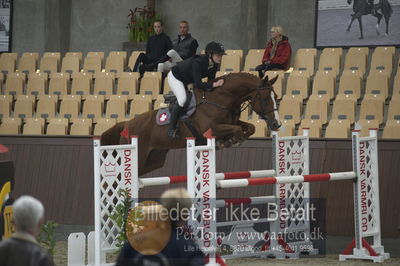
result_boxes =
[237,120,256,139]
[211,124,245,149]
[372,11,383,35]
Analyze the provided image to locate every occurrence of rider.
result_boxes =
[166,41,226,139]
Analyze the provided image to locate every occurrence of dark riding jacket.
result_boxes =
[146,32,173,62]
[171,55,218,91]
[173,34,199,60]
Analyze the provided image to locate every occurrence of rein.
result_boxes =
[196,84,278,120]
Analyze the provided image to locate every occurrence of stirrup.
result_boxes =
[167,128,179,139]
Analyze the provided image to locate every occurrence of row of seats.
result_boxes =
[1,46,397,77]
[0,71,168,100]
[248,116,400,139]
[1,67,398,103]
[0,117,116,136]
[0,51,132,75]
[0,94,167,122]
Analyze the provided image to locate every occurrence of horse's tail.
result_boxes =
[100,121,126,145]
[380,0,393,17]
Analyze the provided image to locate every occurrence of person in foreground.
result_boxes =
[0,195,54,266]
[116,188,205,266]
[255,25,291,78]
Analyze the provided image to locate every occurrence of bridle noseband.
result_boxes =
[249,85,278,121]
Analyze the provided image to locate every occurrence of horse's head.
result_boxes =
[250,75,281,131]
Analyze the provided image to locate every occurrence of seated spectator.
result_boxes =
[0,195,54,266]
[116,188,205,266]
[255,26,291,78]
[133,20,173,77]
[158,20,199,73]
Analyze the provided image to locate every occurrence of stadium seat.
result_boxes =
[285,74,309,100]
[93,72,115,99]
[318,52,340,77]
[18,54,37,74]
[140,73,161,100]
[369,52,393,76]
[344,52,367,77]
[71,72,92,96]
[26,73,48,96]
[365,73,389,100]
[94,118,116,136]
[129,95,152,117]
[46,118,68,135]
[298,119,322,138]
[59,96,80,119]
[105,53,125,73]
[36,95,58,119]
[39,56,58,74]
[311,72,335,100]
[49,73,70,96]
[82,95,104,122]
[278,96,302,124]
[14,95,35,119]
[0,95,12,118]
[304,98,328,124]
[23,118,44,135]
[116,72,139,99]
[359,95,384,124]
[244,52,262,71]
[276,119,295,137]
[382,119,400,139]
[0,118,20,135]
[105,95,127,121]
[220,54,241,72]
[337,74,362,100]
[61,56,80,74]
[4,73,25,97]
[83,56,102,73]
[325,119,351,139]
[331,94,356,124]
[0,53,16,75]
[293,51,315,76]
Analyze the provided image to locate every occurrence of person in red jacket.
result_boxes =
[255,26,291,78]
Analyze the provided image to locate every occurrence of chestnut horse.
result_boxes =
[101,73,280,176]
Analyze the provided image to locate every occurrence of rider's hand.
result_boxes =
[213,79,224,88]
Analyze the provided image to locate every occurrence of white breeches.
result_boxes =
[158,49,183,72]
[167,71,186,107]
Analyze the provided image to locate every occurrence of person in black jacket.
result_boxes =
[133,20,173,77]
[166,42,226,139]
[0,195,54,266]
[158,20,199,73]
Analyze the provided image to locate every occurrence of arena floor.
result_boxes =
[316,6,400,46]
[53,235,400,265]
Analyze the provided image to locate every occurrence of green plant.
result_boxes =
[110,188,133,248]
[127,6,161,42]
[37,220,58,257]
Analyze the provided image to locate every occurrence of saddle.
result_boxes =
[156,90,196,125]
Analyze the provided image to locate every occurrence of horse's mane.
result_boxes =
[216,72,261,93]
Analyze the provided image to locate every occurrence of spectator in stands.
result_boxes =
[166,41,225,139]
[157,20,199,73]
[133,20,173,77]
[255,26,291,78]
[0,195,54,266]
[116,188,205,266]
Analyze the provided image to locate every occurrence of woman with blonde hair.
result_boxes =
[255,26,292,78]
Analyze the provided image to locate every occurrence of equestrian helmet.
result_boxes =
[205,42,227,55]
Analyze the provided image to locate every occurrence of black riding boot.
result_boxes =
[168,104,183,139]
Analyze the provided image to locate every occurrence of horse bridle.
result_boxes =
[248,85,279,121]
[198,85,278,121]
